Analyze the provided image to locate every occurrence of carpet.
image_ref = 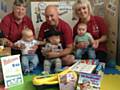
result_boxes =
[4,65,120,90]
[104,65,120,74]
[8,74,120,90]
[101,74,120,90]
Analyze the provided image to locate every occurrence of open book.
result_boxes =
[70,60,97,73]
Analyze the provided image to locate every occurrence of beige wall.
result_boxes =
[104,0,119,59]
[0,0,14,20]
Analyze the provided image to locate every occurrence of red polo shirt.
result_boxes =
[0,12,35,42]
[73,16,108,52]
[38,19,73,48]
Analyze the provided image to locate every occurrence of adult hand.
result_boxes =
[75,42,89,49]
[41,47,51,57]
[62,55,75,66]
[47,51,60,59]
[4,38,13,47]
[93,40,99,48]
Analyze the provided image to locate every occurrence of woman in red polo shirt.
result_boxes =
[0,0,35,43]
[0,0,35,55]
[73,0,108,62]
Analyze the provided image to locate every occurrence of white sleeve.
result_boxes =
[14,40,21,45]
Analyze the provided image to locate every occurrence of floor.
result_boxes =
[0,66,120,90]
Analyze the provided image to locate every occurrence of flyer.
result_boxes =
[1,55,24,88]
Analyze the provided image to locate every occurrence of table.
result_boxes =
[0,47,11,56]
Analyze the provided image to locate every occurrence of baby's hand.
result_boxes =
[31,45,38,50]
[14,43,25,50]
[20,43,26,49]
[76,42,89,49]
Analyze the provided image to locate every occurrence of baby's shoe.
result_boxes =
[30,67,34,71]
[23,69,30,75]
[55,68,63,73]
[41,71,49,75]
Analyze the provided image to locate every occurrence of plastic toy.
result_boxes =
[32,68,77,89]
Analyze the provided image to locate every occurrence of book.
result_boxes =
[58,71,77,90]
[75,59,99,65]
[70,60,97,73]
[76,72,101,90]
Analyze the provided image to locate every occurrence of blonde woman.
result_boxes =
[73,0,108,62]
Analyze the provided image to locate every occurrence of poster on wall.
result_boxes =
[0,1,7,13]
[90,0,105,17]
[92,0,104,6]
[1,55,24,88]
[0,1,1,12]
[31,1,77,37]
[0,0,10,20]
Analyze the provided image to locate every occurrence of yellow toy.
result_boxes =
[32,68,77,86]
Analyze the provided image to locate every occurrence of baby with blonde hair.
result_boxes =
[14,28,40,75]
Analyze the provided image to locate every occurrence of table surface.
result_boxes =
[0,47,11,56]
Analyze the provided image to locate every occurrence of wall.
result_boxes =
[0,0,14,20]
[104,0,119,59]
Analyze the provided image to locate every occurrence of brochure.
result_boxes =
[76,72,101,90]
[58,71,77,90]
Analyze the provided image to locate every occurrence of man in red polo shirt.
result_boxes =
[38,5,75,66]
[0,0,35,54]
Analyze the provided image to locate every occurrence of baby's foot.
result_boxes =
[30,67,34,72]
[55,69,63,73]
[23,69,30,75]
[41,71,49,75]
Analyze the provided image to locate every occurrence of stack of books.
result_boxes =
[71,60,105,90]
[58,60,105,90]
